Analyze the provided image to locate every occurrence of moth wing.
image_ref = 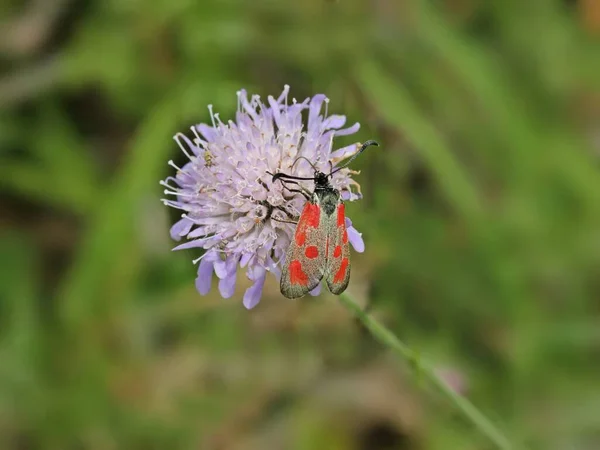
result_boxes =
[325,202,351,295]
[280,201,328,299]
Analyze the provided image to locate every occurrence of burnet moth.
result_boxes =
[271,140,379,299]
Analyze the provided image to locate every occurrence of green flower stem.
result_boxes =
[338,292,513,450]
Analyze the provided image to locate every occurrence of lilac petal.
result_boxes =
[322,115,346,130]
[309,283,322,296]
[243,267,266,309]
[189,216,232,226]
[214,254,239,279]
[247,262,264,279]
[265,256,281,279]
[196,255,216,295]
[214,258,228,279]
[238,90,259,121]
[172,237,210,251]
[308,94,326,129]
[187,226,212,239]
[169,218,193,241]
[174,170,196,185]
[240,253,253,268]
[196,124,216,141]
[226,255,240,273]
[347,226,365,253]
[218,271,237,298]
[267,96,282,127]
[253,189,267,202]
[334,122,360,137]
[330,143,357,160]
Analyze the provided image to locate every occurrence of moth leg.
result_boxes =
[266,202,299,224]
[285,188,310,200]
[278,179,311,200]
[271,205,299,224]
[269,170,312,200]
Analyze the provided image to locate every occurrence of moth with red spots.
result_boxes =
[271,140,379,299]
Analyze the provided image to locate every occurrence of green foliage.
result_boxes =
[1,0,599,448]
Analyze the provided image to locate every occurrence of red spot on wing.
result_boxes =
[333,245,342,258]
[289,260,309,286]
[342,229,348,244]
[295,229,306,246]
[295,203,320,246]
[326,237,329,259]
[306,203,320,228]
[305,246,319,259]
[337,204,345,227]
[333,257,349,283]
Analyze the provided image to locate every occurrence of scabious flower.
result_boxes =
[161,85,366,309]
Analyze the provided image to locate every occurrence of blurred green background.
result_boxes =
[1,0,600,448]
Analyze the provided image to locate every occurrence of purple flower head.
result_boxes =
[161,86,366,309]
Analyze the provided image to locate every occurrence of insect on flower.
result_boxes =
[271,140,379,299]
[162,86,371,309]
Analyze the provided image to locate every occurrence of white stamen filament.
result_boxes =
[207,104,216,127]
[160,179,178,189]
[236,90,242,113]
[163,189,197,198]
[283,84,290,107]
[174,133,195,161]
[168,160,183,171]
[192,253,210,265]
[190,126,207,148]
[162,199,191,211]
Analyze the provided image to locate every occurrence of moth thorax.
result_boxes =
[317,189,340,216]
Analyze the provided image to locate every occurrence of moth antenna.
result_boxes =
[271,172,315,183]
[291,156,319,173]
[328,140,379,177]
